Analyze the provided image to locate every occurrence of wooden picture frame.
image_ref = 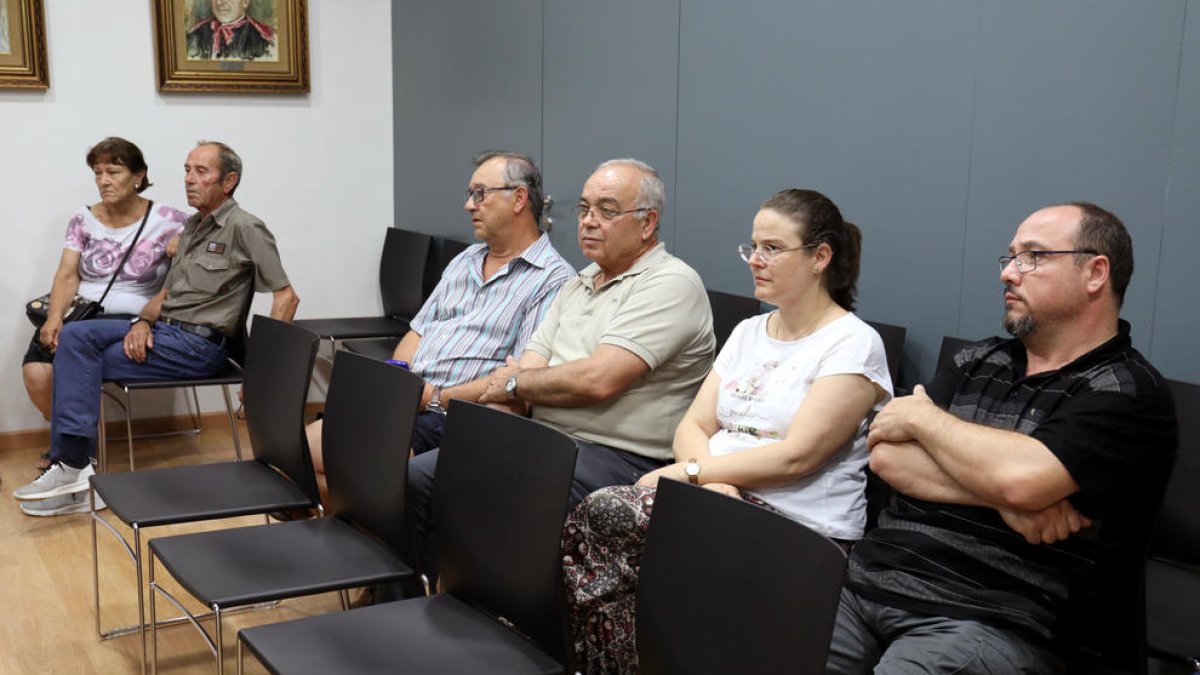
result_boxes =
[152,0,309,94]
[0,0,49,89]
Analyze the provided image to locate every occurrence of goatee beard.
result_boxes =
[1004,313,1037,338]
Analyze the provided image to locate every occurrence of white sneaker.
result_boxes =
[12,462,94,501]
[20,491,107,517]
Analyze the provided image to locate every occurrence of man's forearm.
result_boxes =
[138,290,169,323]
[270,285,300,322]
[869,441,991,507]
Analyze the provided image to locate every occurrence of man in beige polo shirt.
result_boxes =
[407,157,715,579]
[14,141,299,513]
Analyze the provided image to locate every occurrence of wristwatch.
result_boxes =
[426,385,447,415]
[130,316,151,328]
[685,459,701,485]
[504,373,520,400]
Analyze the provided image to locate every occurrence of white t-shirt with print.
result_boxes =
[708,311,893,540]
[64,203,188,316]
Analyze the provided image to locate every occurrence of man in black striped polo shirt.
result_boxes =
[827,202,1177,674]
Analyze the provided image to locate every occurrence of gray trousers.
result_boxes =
[825,587,1066,675]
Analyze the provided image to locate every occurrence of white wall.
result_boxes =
[0,1,393,434]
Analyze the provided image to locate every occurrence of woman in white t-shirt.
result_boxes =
[561,188,893,674]
[22,137,187,437]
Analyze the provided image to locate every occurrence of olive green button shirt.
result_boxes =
[160,198,290,336]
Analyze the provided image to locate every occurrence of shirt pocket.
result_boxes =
[187,255,231,294]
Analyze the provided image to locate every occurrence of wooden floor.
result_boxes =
[0,423,341,675]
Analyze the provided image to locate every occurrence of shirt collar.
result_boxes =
[1010,319,1133,379]
[579,242,668,290]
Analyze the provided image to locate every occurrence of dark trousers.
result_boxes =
[406,435,666,584]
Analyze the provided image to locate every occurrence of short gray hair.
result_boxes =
[596,158,665,219]
[197,140,243,195]
[473,150,545,226]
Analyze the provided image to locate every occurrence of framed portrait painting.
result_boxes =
[152,0,309,93]
[0,0,49,89]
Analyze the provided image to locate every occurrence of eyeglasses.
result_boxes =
[465,185,517,204]
[575,203,649,223]
[998,250,1098,273]
[737,243,818,264]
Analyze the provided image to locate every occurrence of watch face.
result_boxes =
[685,462,700,476]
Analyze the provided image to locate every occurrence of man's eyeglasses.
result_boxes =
[998,250,1098,273]
[575,203,649,223]
[737,243,818,265]
[465,185,517,204]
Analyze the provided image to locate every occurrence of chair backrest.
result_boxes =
[433,402,579,666]
[865,319,906,388]
[380,228,433,320]
[1150,378,1200,564]
[321,352,424,558]
[937,335,974,374]
[242,315,322,504]
[636,480,847,675]
[423,236,472,301]
[707,289,762,352]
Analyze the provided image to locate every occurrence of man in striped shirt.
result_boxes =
[828,203,1177,673]
[305,150,573,502]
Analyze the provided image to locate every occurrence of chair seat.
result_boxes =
[1145,558,1200,662]
[293,316,410,341]
[341,336,401,362]
[92,461,313,527]
[240,593,565,675]
[149,517,414,608]
[111,369,243,390]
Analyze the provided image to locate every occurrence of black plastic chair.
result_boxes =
[98,286,257,473]
[146,351,424,674]
[635,480,847,674]
[89,316,320,672]
[294,227,432,351]
[707,289,762,352]
[1145,379,1200,671]
[345,235,474,363]
[865,319,906,390]
[236,401,579,675]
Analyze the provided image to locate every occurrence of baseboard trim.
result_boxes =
[0,402,324,453]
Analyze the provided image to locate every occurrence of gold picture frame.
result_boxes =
[152,0,309,94]
[0,0,49,89]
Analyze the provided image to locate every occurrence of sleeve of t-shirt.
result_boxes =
[815,321,893,399]
[713,317,753,379]
[63,211,88,253]
[236,220,290,292]
[1032,384,1176,505]
[599,271,710,370]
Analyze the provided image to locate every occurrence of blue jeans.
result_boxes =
[50,319,229,466]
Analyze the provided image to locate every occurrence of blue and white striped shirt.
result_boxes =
[409,233,573,388]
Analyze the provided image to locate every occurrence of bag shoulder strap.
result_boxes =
[95,200,154,306]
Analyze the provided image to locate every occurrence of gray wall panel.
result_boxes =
[1152,0,1200,383]
[393,2,543,239]
[675,1,980,383]
[959,1,1185,360]
[541,0,680,270]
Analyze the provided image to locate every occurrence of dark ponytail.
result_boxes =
[760,189,862,311]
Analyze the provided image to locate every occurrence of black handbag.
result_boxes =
[26,201,154,329]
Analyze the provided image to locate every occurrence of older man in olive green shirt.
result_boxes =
[14,141,299,509]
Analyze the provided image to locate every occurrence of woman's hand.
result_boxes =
[166,235,180,258]
[636,463,686,488]
[38,319,63,351]
[703,482,742,499]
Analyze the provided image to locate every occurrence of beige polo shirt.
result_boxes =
[526,243,715,460]
[160,198,290,336]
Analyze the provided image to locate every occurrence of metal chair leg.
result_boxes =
[220,385,243,460]
[123,385,136,471]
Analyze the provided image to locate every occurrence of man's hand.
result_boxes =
[124,321,154,362]
[480,357,520,404]
[868,384,938,448]
[999,499,1092,545]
